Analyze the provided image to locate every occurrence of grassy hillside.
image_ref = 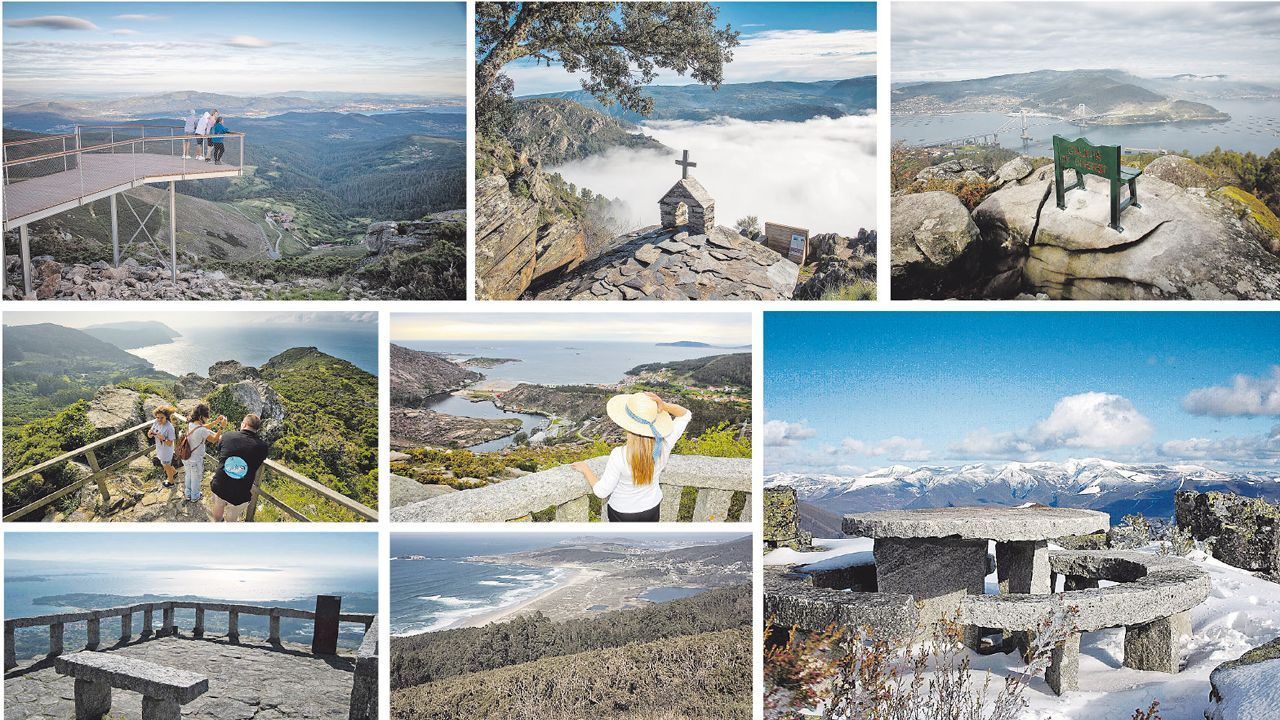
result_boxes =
[2,323,172,426]
[627,353,751,389]
[391,584,751,688]
[257,347,378,519]
[391,627,751,720]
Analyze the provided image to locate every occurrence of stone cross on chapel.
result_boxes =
[675,150,697,179]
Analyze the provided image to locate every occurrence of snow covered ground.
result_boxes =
[766,538,1280,720]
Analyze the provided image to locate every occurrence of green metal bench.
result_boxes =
[1053,134,1142,232]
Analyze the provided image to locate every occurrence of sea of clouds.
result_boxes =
[548,113,877,237]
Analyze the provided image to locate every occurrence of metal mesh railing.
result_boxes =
[2,125,244,226]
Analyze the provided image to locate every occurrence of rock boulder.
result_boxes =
[86,387,143,433]
[1208,636,1280,720]
[1175,490,1280,571]
[173,373,217,399]
[208,360,259,385]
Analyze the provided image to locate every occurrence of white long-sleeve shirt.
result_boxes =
[592,411,693,514]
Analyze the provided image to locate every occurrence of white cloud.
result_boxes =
[951,392,1154,457]
[224,35,275,49]
[764,420,818,447]
[841,436,932,461]
[5,15,98,31]
[549,114,877,236]
[111,29,140,36]
[1160,425,1280,463]
[113,14,166,22]
[1182,366,1280,417]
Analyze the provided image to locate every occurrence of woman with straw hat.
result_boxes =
[571,391,691,522]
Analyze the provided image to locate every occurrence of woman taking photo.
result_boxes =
[572,391,691,522]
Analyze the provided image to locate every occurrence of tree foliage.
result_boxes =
[475,2,740,133]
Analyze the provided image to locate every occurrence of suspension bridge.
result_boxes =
[1,125,245,297]
[913,105,1114,149]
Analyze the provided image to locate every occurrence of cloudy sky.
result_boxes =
[6,532,376,568]
[392,312,752,346]
[765,312,1280,475]
[3,2,466,98]
[893,2,1280,83]
[3,310,376,331]
[504,2,877,96]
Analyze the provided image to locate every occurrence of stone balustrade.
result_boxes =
[348,617,378,720]
[5,598,376,670]
[390,454,752,522]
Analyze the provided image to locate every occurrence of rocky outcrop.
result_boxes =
[390,408,521,450]
[364,211,465,254]
[173,374,217,400]
[914,157,994,184]
[988,156,1035,188]
[1208,636,1280,720]
[1175,490,1280,572]
[507,98,666,165]
[892,156,1280,299]
[765,487,812,551]
[208,360,259,385]
[86,387,144,433]
[389,344,481,405]
[222,380,285,432]
[533,224,799,300]
[2,255,395,302]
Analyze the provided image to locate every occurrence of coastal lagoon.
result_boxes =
[132,323,378,376]
[4,557,377,657]
[424,394,547,452]
[892,98,1280,157]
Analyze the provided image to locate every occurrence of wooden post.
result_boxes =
[193,606,205,638]
[85,450,111,503]
[312,595,341,656]
[245,465,264,522]
[110,193,120,267]
[18,224,31,296]
[168,180,177,282]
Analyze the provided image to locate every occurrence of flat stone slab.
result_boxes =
[55,651,207,703]
[844,506,1109,541]
[5,636,355,720]
[959,550,1210,633]
[764,573,919,642]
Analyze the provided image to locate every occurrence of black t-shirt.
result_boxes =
[211,430,270,505]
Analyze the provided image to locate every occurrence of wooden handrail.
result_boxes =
[251,459,379,521]
[2,133,243,168]
[2,421,150,485]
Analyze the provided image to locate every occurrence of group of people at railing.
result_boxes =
[148,404,269,522]
[181,109,236,165]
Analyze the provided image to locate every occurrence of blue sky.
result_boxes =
[504,2,877,97]
[765,312,1280,474]
[4,2,466,97]
[5,532,377,568]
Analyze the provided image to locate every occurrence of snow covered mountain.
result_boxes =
[768,459,1280,523]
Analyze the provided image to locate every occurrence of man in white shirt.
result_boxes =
[182,110,198,159]
[195,110,213,161]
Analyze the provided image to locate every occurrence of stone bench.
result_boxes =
[764,572,920,643]
[54,651,209,720]
[957,550,1210,695]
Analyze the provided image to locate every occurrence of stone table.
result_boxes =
[843,506,1110,630]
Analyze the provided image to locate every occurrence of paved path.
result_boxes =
[5,635,354,719]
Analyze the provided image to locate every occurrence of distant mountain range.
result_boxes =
[82,321,180,350]
[656,341,751,348]
[892,69,1237,123]
[522,76,876,123]
[768,458,1280,524]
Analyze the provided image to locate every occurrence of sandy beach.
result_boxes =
[445,566,606,630]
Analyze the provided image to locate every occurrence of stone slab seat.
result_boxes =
[763,573,920,643]
[957,550,1210,696]
[55,650,208,720]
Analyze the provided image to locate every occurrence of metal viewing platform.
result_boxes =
[2,125,245,295]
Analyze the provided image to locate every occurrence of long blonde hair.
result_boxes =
[625,432,656,486]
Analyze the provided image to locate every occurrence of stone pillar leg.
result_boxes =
[874,537,988,646]
[86,618,101,650]
[1064,575,1099,591]
[996,540,1051,654]
[4,626,16,670]
[269,613,281,644]
[1124,611,1191,673]
[50,622,65,656]
[228,611,239,643]
[1045,632,1081,696]
[161,606,175,637]
[74,678,112,719]
[193,607,205,639]
[142,696,181,720]
[120,613,132,643]
[312,595,342,656]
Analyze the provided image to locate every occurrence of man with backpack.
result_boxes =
[210,414,271,522]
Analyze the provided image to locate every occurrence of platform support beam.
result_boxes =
[19,224,32,296]
[111,193,120,267]
[168,181,177,282]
